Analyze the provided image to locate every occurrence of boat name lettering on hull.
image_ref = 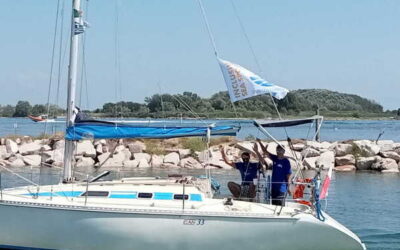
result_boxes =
[183,219,205,225]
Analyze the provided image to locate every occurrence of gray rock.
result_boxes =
[334,165,356,172]
[76,157,95,168]
[334,143,353,157]
[19,142,42,155]
[22,155,42,166]
[335,154,356,166]
[133,153,151,163]
[123,160,139,168]
[98,152,122,167]
[301,147,320,158]
[178,149,192,159]
[377,140,394,152]
[381,169,399,173]
[0,159,10,166]
[5,139,18,154]
[40,145,52,151]
[315,151,335,170]
[161,163,180,168]
[138,158,150,168]
[306,141,324,150]
[127,141,146,154]
[97,153,111,165]
[371,158,398,171]
[15,138,21,145]
[53,140,65,150]
[356,156,379,170]
[353,140,380,157]
[0,145,7,158]
[76,140,96,158]
[0,138,5,145]
[303,157,318,170]
[289,158,303,170]
[42,149,64,166]
[114,145,126,153]
[379,151,400,162]
[179,157,203,169]
[95,144,103,155]
[151,155,164,168]
[10,158,26,167]
[291,143,305,151]
[164,152,180,165]
[112,149,131,163]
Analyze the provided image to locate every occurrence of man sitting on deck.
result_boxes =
[256,139,292,206]
[220,145,264,201]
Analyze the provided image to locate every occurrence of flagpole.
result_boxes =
[197,0,239,117]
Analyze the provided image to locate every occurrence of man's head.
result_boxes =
[276,145,285,157]
[241,152,250,163]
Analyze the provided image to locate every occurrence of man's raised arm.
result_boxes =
[219,146,235,168]
[256,138,269,158]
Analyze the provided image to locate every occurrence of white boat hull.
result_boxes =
[0,202,365,250]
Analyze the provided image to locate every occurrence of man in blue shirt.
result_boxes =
[256,139,292,206]
[220,146,263,201]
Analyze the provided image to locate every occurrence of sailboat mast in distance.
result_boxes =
[63,0,82,182]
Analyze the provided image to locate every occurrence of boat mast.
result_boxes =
[63,0,82,183]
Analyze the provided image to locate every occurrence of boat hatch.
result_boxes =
[138,192,153,198]
[174,194,189,200]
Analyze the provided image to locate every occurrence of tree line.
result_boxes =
[2,89,398,118]
[0,101,64,118]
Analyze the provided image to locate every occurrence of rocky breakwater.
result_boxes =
[0,136,399,173]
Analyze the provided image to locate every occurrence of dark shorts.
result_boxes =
[228,181,256,200]
[271,189,286,206]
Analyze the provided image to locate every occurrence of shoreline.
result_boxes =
[0,135,399,174]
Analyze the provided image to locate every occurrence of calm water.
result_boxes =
[1,117,400,142]
[2,167,399,250]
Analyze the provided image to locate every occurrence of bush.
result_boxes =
[181,137,207,152]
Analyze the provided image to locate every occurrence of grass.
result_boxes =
[181,137,207,152]
[143,139,166,155]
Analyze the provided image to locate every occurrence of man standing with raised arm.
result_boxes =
[256,139,292,206]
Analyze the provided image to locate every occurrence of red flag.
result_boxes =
[319,166,333,199]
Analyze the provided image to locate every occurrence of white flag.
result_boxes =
[218,58,288,102]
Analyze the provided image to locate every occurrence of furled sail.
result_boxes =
[65,120,238,140]
[218,58,288,102]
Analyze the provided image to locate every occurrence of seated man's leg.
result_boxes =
[228,181,241,198]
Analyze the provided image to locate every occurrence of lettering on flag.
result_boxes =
[218,58,288,102]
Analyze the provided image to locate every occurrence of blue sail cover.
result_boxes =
[65,121,238,140]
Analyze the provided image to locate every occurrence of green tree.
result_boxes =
[0,105,15,117]
[13,101,32,117]
[31,104,47,116]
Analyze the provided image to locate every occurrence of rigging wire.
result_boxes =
[229,0,304,171]
[55,0,66,118]
[79,0,90,110]
[196,0,238,118]
[44,0,61,135]
[114,0,123,118]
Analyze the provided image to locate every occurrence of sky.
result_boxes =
[1,0,399,110]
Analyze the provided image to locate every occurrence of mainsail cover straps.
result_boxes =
[65,121,238,140]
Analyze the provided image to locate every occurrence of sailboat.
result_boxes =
[0,1,366,249]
